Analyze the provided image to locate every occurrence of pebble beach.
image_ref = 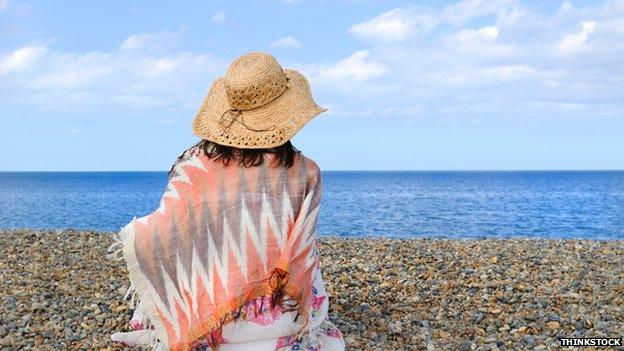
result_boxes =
[1,229,623,351]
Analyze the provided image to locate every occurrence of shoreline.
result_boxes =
[1,229,623,350]
[3,227,623,241]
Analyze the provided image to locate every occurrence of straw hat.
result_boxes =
[192,52,326,149]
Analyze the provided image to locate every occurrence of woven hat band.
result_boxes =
[224,53,289,111]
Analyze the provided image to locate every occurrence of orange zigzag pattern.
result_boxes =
[128,152,321,350]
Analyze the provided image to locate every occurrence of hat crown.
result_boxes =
[224,52,288,111]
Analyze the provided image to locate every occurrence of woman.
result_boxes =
[109,52,345,351]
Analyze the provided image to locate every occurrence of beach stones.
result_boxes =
[0,229,131,350]
[1,230,623,350]
[318,237,624,350]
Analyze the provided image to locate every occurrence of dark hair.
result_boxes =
[200,139,299,168]
[170,140,299,175]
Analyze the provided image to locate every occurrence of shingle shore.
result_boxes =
[0,229,622,350]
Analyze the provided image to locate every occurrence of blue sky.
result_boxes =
[1,0,623,171]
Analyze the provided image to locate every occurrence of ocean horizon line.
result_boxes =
[2,168,622,239]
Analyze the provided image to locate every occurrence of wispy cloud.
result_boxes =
[453,26,499,44]
[348,1,510,42]
[333,0,624,122]
[120,30,183,51]
[270,36,301,48]
[0,0,10,12]
[210,11,226,24]
[557,21,597,53]
[2,0,624,125]
[302,50,387,83]
[0,35,226,111]
[349,8,419,42]
[0,45,45,74]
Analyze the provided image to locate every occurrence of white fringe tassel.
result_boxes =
[106,232,125,260]
[107,219,167,351]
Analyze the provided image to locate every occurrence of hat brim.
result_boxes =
[192,69,326,149]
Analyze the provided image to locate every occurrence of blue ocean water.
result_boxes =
[0,171,623,239]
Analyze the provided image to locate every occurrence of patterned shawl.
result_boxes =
[110,146,322,350]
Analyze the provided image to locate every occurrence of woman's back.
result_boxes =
[111,52,344,351]
[112,147,343,350]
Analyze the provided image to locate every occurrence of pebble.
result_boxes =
[525,335,537,348]
[2,230,624,351]
[546,321,560,330]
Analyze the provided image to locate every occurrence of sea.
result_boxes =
[0,171,623,239]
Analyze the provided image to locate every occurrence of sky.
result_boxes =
[0,0,623,171]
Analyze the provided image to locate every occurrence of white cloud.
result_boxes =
[454,26,499,44]
[559,1,573,13]
[0,45,45,74]
[121,34,151,51]
[558,21,597,53]
[306,50,387,82]
[481,64,534,79]
[3,0,624,124]
[0,37,226,111]
[434,64,537,86]
[69,128,82,136]
[320,0,624,122]
[210,11,226,24]
[349,8,417,42]
[270,36,301,48]
[120,30,182,51]
[441,0,512,26]
[349,1,513,42]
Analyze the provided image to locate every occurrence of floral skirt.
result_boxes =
[112,266,345,351]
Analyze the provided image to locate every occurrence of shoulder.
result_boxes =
[168,143,208,177]
[297,153,322,185]
[298,153,320,174]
